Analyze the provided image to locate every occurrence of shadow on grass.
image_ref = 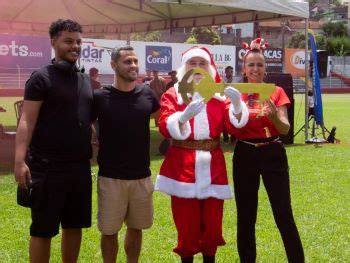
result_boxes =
[285,142,336,148]
[285,143,311,148]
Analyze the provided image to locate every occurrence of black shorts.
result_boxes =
[28,156,92,238]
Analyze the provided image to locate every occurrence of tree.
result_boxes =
[315,35,327,50]
[130,31,162,42]
[332,0,342,6]
[287,32,306,48]
[326,36,350,56]
[287,32,350,56]
[185,27,221,45]
[322,21,347,37]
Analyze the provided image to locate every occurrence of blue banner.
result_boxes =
[308,31,324,125]
[145,46,172,72]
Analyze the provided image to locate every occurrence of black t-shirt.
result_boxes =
[24,64,93,162]
[93,85,160,179]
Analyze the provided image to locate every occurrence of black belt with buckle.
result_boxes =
[239,137,280,147]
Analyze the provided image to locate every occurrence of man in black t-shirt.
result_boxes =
[14,19,93,263]
[93,46,159,263]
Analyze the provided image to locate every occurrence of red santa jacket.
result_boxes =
[155,83,247,199]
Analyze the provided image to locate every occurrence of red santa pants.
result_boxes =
[171,196,226,257]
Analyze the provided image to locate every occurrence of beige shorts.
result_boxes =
[97,176,154,235]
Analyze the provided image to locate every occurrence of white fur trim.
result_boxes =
[155,174,233,200]
[213,93,226,101]
[229,101,249,128]
[174,83,184,105]
[195,150,211,190]
[166,112,191,140]
[193,103,210,140]
[176,65,186,83]
[182,48,211,65]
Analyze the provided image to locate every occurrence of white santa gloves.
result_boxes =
[179,99,205,124]
[224,87,243,114]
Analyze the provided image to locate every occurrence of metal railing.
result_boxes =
[0,67,37,89]
[330,56,350,77]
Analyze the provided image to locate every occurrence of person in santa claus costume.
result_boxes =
[155,46,249,263]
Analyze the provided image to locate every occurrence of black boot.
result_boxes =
[181,256,194,263]
[203,255,215,263]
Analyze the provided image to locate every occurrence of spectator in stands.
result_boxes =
[142,69,153,87]
[89,67,101,90]
[14,19,93,263]
[150,70,167,126]
[150,70,167,99]
[223,66,234,83]
[166,70,178,90]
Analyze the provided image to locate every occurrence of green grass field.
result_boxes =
[0,94,349,262]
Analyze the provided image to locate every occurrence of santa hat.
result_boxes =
[180,46,221,83]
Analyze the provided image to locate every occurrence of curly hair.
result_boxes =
[49,19,82,39]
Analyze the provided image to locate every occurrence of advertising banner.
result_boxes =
[80,38,127,74]
[80,39,236,77]
[0,34,236,78]
[236,47,283,76]
[145,45,172,72]
[284,48,310,77]
[131,41,236,77]
[0,34,51,69]
[211,47,235,79]
[264,48,284,72]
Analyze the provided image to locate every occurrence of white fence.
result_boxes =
[330,56,350,77]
